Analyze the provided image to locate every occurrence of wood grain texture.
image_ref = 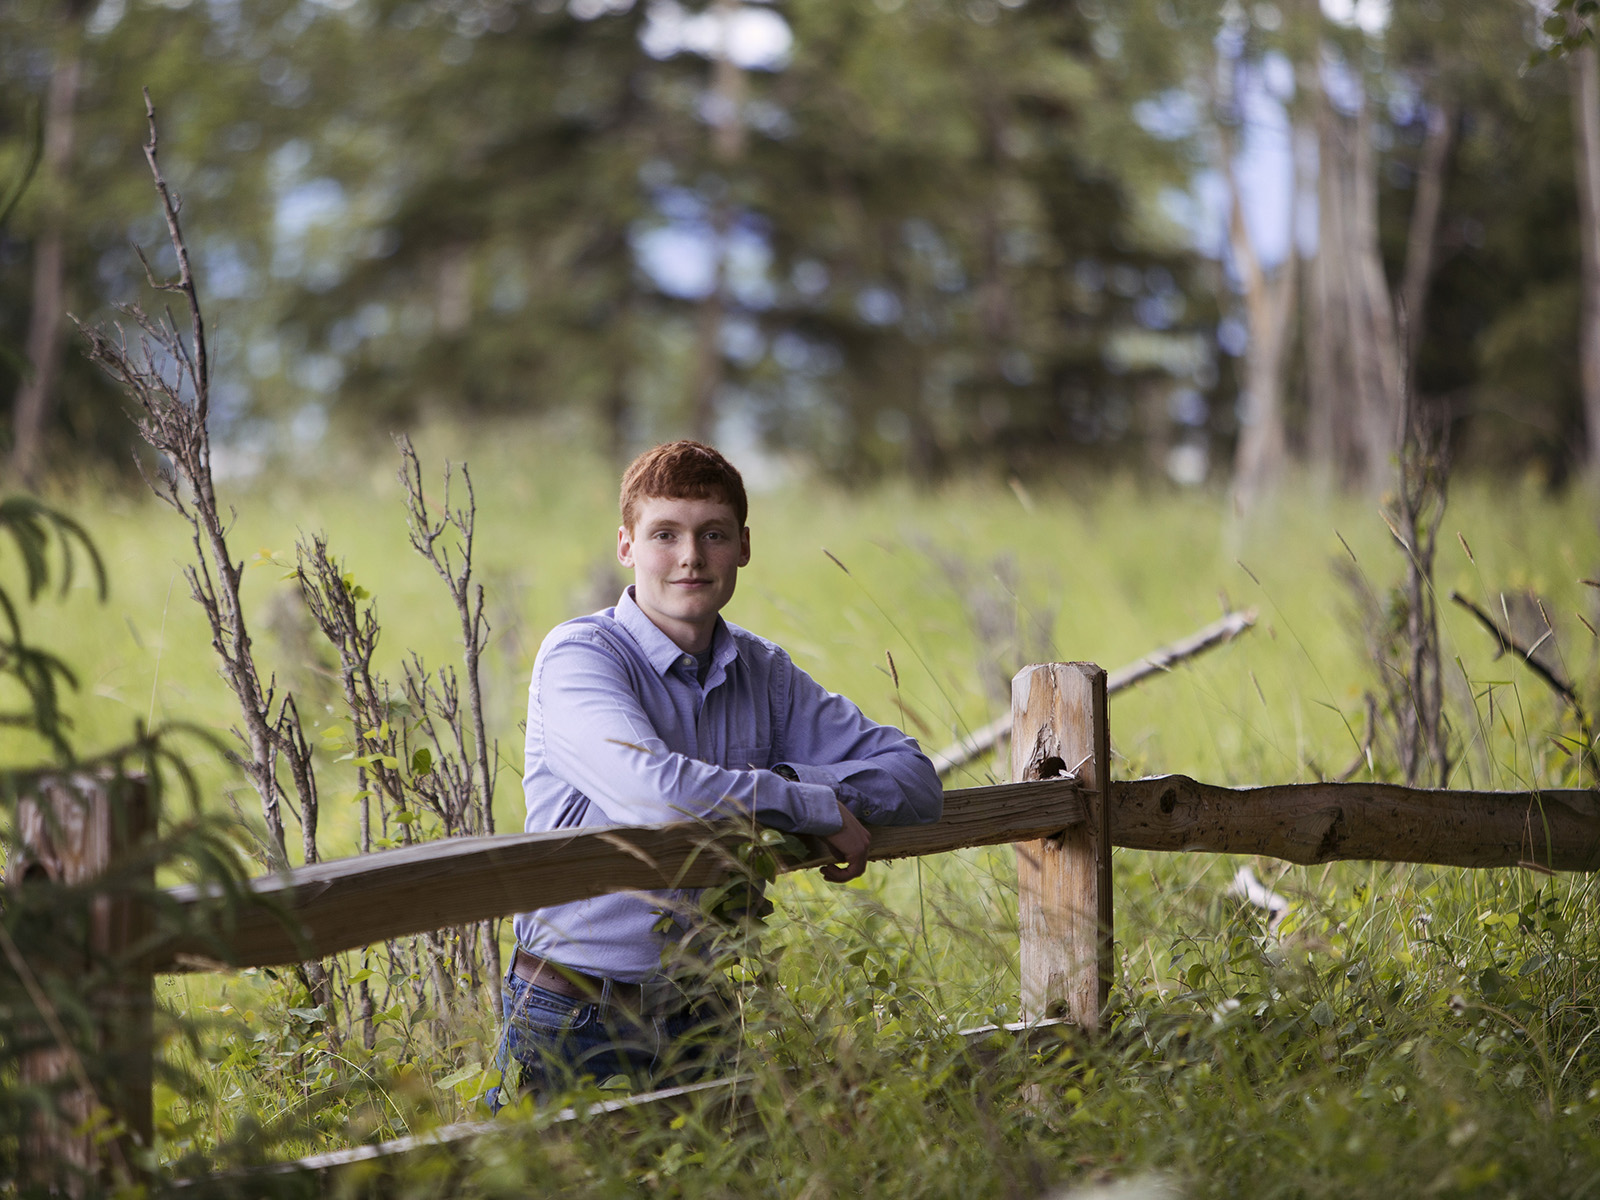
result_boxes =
[155,777,1083,973]
[1111,775,1600,869]
[1011,663,1111,1030]
[12,773,153,1184]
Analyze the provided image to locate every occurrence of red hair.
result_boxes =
[619,441,748,531]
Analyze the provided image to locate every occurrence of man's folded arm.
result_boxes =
[774,660,943,827]
[533,636,843,835]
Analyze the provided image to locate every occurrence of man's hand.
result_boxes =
[818,799,870,883]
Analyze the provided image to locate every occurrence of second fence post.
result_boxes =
[1011,662,1111,1031]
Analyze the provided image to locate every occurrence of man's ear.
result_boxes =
[617,524,635,568]
[738,526,751,567]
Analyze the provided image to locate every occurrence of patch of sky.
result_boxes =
[1321,0,1388,36]
[291,402,329,446]
[1167,439,1209,486]
[771,330,841,376]
[1386,74,1422,127]
[1168,386,1209,427]
[745,100,795,139]
[328,316,363,355]
[1135,291,1183,331]
[571,0,634,19]
[1133,89,1200,142]
[719,314,765,365]
[294,352,344,394]
[201,240,257,301]
[87,0,125,37]
[1319,47,1364,116]
[640,0,792,71]
[213,378,251,429]
[1217,314,1248,356]
[1091,22,1120,58]
[791,259,828,299]
[247,338,282,379]
[357,303,391,338]
[855,286,902,326]
[1110,264,1143,298]
[270,138,313,185]
[712,393,793,492]
[274,177,346,282]
[631,209,775,306]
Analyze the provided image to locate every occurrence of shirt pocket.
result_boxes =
[725,743,772,770]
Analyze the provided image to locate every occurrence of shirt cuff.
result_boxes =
[769,764,841,835]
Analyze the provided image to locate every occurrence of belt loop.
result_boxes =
[600,975,614,1010]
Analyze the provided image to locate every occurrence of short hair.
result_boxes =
[620,440,749,531]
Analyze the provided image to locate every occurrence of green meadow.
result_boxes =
[10,427,1600,1196]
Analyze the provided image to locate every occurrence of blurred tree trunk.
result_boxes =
[1306,61,1403,494]
[1399,99,1455,377]
[1225,130,1297,514]
[1571,41,1600,473]
[10,13,85,490]
[688,0,746,443]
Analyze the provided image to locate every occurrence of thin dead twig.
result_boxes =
[929,609,1258,778]
[1450,590,1587,718]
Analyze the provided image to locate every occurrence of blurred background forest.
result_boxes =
[0,0,1595,497]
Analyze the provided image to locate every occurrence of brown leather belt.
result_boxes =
[511,948,651,1010]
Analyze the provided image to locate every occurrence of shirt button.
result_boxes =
[681,655,693,667]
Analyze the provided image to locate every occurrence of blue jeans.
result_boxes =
[489,968,728,1110]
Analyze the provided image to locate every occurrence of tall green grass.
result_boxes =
[10,424,1600,1195]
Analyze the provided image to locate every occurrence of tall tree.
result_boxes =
[1570,38,1600,470]
[8,0,88,489]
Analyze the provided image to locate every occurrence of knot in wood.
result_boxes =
[1159,786,1177,815]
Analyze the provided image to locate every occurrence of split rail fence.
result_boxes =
[12,642,1599,1192]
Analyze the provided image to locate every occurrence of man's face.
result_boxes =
[618,494,751,653]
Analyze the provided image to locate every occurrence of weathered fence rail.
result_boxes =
[1112,775,1598,869]
[159,775,1087,972]
[14,652,1600,1192]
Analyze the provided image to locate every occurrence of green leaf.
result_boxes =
[412,747,433,775]
[1309,1001,1335,1027]
[437,1062,486,1090]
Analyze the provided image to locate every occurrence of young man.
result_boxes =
[499,440,942,1099]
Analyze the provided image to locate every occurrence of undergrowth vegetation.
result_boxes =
[5,431,1599,1196]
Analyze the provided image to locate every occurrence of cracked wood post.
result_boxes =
[1011,663,1111,1030]
[10,772,153,1190]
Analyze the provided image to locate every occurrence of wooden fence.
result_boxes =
[11,657,1597,1192]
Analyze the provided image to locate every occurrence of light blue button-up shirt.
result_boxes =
[511,587,942,983]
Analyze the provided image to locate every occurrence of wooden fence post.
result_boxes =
[1011,663,1111,1030]
[10,771,154,1190]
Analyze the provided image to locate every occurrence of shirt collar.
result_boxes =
[616,586,735,678]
